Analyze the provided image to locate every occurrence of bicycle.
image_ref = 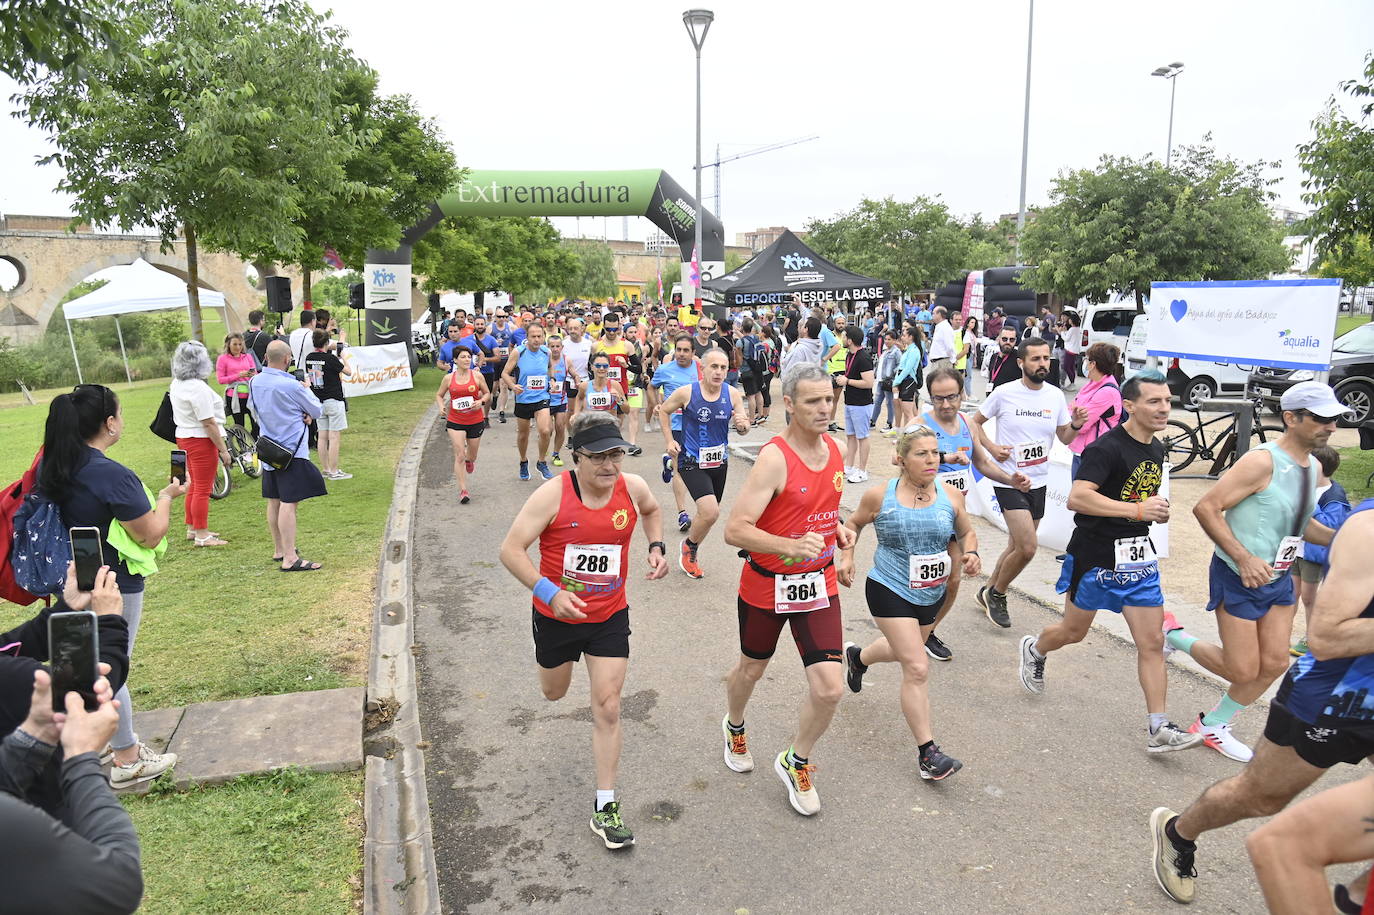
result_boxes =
[210,425,262,500]
[1162,401,1284,474]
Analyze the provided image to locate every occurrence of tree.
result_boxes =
[1298,53,1374,265]
[0,0,133,82]
[1020,142,1290,309]
[805,197,988,293]
[19,0,370,341]
[1316,234,1374,290]
[413,218,578,301]
[962,214,1016,269]
[562,239,617,300]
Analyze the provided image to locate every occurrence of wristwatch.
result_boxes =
[648,541,666,554]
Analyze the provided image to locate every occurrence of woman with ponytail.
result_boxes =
[39,384,186,788]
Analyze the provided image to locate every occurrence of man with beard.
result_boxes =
[986,325,1022,389]
[973,338,1083,628]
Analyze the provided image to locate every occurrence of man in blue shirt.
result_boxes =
[436,324,464,372]
[249,340,326,572]
[460,314,497,383]
[651,333,701,534]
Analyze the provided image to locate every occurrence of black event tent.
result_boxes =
[703,229,889,310]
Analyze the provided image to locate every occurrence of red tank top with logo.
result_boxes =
[447,371,485,425]
[536,473,637,624]
[738,435,844,607]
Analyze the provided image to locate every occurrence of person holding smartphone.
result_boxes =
[35,386,185,788]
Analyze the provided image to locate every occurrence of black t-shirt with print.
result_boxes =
[303,350,345,402]
[1067,423,1165,572]
[843,348,875,406]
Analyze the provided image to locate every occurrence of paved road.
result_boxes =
[410,416,1363,914]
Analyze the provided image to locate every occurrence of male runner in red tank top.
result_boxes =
[722,362,857,816]
[499,411,669,849]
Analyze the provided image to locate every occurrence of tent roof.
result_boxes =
[63,258,226,320]
[703,229,889,307]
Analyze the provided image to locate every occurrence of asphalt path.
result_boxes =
[411,414,1364,914]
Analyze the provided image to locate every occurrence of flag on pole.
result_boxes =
[690,244,701,290]
[322,247,345,270]
[656,265,664,304]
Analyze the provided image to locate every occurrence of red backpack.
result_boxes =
[0,450,44,606]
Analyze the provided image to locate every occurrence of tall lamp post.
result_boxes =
[683,8,713,313]
[1015,0,1033,263]
[1151,62,1184,167]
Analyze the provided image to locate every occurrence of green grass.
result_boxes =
[123,768,362,914]
[1336,445,1374,503]
[1337,313,1368,337]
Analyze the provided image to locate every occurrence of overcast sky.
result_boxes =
[2,0,1372,251]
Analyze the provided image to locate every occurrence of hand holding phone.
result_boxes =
[171,449,188,485]
[69,526,103,592]
[47,611,99,713]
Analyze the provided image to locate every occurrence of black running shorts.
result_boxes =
[679,459,728,503]
[1263,699,1374,769]
[531,606,630,669]
[994,485,1047,521]
[514,400,549,421]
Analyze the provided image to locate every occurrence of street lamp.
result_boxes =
[1151,61,1184,167]
[683,8,713,311]
[1015,0,1034,264]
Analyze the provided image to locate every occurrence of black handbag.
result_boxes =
[248,387,306,471]
[150,392,177,443]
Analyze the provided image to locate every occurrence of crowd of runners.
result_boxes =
[429,296,1371,911]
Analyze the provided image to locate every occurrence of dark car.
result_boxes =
[1248,321,1374,427]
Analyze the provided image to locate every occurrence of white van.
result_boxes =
[1077,297,1141,352]
[1123,314,1255,407]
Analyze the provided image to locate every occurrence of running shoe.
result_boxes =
[845,469,864,484]
[331,470,353,480]
[1188,713,1253,762]
[661,454,674,483]
[519,461,530,481]
[843,641,865,693]
[464,460,475,474]
[679,541,703,579]
[498,410,506,423]
[924,632,952,662]
[1149,807,1197,904]
[773,751,820,816]
[1018,634,1045,694]
[628,445,643,456]
[976,586,1011,628]
[827,423,839,433]
[677,511,691,533]
[551,452,563,468]
[536,460,553,480]
[589,801,635,849]
[459,489,470,505]
[1161,611,1183,658]
[1147,721,1203,753]
[918,744,963,781]
[721,715,753,773]
[109,743,178,789]
[1289,636,1309,657]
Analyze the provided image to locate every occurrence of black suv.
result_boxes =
[1247,321,1374,427]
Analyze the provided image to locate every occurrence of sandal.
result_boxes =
[194,536,229,547]
[280,557,321,572]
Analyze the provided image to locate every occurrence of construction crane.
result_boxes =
[703,135,819,222]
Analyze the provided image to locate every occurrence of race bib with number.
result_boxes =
[697,443,726,468]
[1014,441,1048,468]
[497,346,509,358]
[526,375,547,392]
[450,396,475,412]
[774,571,828,614]
[908,552,951,590]
[1274,536,1302,573]
[588,391,614,410]
[549,380,565,397]
[608,366,623,382]
[936,469,971,493]
[1113,536,1156,572]
[562,544,621,588]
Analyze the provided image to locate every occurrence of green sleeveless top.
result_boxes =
[1216,441,1315,581]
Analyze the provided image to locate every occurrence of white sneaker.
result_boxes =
[846,469,864,483]
[331,470,353,480]
[110,743,178,788]
[721,715,753,773]
[1189,714,1253,762]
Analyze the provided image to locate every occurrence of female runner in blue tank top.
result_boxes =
[836,423,981,781]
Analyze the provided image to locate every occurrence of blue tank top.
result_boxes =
[682,382,732,465]
[867,478,957,606]
[548,356,568,406]
[1277,498,1374,732]
[922,411,974,473]
[515,344,551,404]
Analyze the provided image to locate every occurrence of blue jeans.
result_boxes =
[871,381,896,427]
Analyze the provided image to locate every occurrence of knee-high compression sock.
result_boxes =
[1201,693,1246,727]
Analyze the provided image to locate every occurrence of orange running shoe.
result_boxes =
[679,540,703,579]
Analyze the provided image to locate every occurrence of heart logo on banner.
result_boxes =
[1169,299,1188,322]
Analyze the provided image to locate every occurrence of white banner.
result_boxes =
[966,416,1169,556]
[1146,279,1341,371]
[364,262,411,346]
[341,344,413,398]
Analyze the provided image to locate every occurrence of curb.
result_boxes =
[363,403,441,915]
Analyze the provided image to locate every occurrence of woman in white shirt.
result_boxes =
[169,341,231,546]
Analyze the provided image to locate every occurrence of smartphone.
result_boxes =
[48,611,99,712]
[171,449,188,485]
[69,526,104,592]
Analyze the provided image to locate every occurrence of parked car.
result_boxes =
[1078,298,1141,353]
[1248,320,1374,427]
[1124,314,1257,407]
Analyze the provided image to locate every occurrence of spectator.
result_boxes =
[1021,314,1042,340]
[960,316,981,399]
[250,340,326,572]
[840,326,876,482]
[288,309,315,369]
[987,325,1023,390]
[1066,342,1124,478]
[780,316,823,377]
[170,341,231,547]
[304,329,355,480]
[915,301,934,337]
[929,306,956,369]
[216,332,258,437]
[36,384,184,787]
[242,308,275,366]
[985,307,1006,344]
[871,328,902,431]
[1061,312,1083,384]
[892,323,925,430]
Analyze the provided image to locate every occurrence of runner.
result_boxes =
[498,410,669,849]
[651,333,703,534]
[837,423,979,781]
[500,322,554,481]
[658,348,750,579]
[545,333,581,468]
[488,311,517,422]
[720,361,857,816]
[435,322,464,373]
[1150,495,1374,905]
[1160,381,1343,761]
[1016,371,1202,752]
[919,366,1030,660]
[594,314,643,456]
[562,317,593,411]
[972,337,1083,628]
[433,347,489,504]
[575,353,627,417]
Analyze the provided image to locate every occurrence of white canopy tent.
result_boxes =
[61,258,228,383]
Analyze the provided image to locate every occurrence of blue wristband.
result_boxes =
[533,577,561,605]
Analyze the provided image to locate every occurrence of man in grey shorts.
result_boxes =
[303,328,355,480]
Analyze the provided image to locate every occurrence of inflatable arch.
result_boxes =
[361,169,725,345]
